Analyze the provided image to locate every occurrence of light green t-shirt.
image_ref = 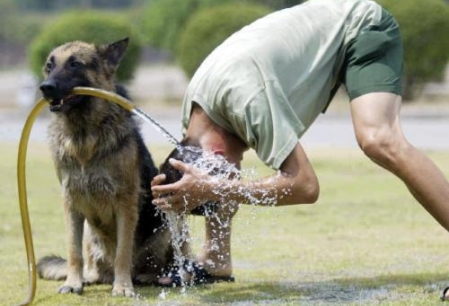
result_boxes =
[181,0,383,170]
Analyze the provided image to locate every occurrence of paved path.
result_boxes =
[301,114,449,150]
[2,104,449,152]
[1,66,448,151]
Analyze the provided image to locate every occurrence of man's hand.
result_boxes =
[151,158,218,213]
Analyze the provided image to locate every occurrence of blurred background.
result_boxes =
[0,0,448,145]
[0,0,303,108]
[1,3,449,304]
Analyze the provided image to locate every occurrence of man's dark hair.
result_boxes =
[159,144,216,215]
[159,145,203,185]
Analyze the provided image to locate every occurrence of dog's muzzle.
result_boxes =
[39,80,81,112]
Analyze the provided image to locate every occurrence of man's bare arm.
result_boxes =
[151,143,319,212]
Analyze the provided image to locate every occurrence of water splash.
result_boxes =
[163,211,190,287]
[160,148,284,285]
[132,107,282,289]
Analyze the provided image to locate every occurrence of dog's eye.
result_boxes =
[70,61,83,69]
[45,62,54,72]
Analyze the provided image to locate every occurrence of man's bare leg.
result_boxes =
[350,92,449,230]
[197,200,239,277]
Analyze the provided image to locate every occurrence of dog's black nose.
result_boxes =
[40,79,57,96]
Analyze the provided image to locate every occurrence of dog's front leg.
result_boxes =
[112,204,137,297]
[59,202,84,294]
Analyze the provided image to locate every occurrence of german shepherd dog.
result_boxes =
[37,38,176,297]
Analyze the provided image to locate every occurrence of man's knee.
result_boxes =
[212,200,239,221]
[356,128,405,167]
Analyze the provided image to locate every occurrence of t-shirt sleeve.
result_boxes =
[231,81,305,170]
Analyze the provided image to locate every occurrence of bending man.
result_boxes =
[152,0,449,288]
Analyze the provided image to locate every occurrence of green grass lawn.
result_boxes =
[1,142,449,305]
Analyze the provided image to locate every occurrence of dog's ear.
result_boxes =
[99,37,129,75]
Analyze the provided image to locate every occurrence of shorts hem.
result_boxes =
[348,85,402,101]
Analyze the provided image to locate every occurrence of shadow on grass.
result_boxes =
[33,284,113,306]
[30,273,448,305]
[193,272,448,304]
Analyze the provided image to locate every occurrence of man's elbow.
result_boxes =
[304,178,320,203]
[293,176,320,204]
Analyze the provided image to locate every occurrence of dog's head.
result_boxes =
[39,37,129,112]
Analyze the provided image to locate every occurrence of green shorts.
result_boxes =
[343,9,403,100]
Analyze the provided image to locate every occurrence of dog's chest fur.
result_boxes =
[48,101,139,224]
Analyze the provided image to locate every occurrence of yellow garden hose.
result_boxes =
[17,98,46,306]
[16,87,178,306]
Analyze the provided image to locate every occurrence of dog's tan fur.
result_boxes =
[37,38,177,297]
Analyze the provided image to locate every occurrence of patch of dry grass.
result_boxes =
[2,143,449,305]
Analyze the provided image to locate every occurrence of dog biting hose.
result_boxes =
[16,87,179,306]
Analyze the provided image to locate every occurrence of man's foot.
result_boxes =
[158,260,235,287]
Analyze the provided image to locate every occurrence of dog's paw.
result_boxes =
[58,284,83,295]
[83,271,100,285]
[112,282,135,297]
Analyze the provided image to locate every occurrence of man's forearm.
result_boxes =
[208,171,318,206]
